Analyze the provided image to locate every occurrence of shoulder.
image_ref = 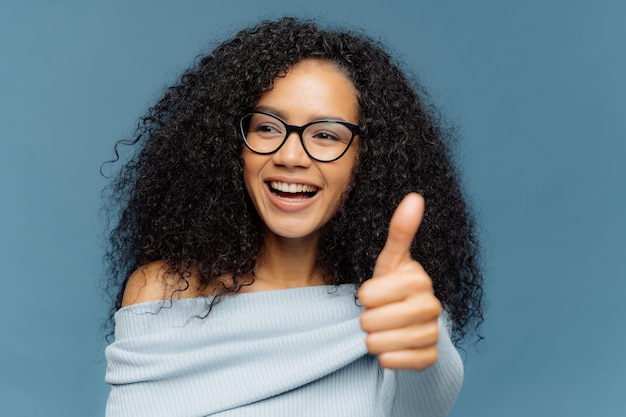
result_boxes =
[121,261,195,307]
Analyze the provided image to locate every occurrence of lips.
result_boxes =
[267,180,319,199]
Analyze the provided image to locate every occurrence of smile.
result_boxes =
[268,181,319,199]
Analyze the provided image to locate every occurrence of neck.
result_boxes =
[246,232,325,292]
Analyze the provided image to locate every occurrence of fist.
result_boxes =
[358,193,442,371]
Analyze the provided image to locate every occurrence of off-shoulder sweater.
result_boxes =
[105,284,463,417]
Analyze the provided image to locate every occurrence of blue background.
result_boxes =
[1,1,624,415]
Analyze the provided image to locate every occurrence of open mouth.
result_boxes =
[267,181,319,199]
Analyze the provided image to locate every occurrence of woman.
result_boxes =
[103,17,483,417]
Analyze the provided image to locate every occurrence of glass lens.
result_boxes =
[303,122,353,161]
[242,113,285,153]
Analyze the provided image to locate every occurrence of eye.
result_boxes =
[312,131,341,141]
[255,123,281,134]
[248,114,284,138]
[306,122,351,144]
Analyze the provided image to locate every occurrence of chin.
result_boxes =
[265,221,324,241]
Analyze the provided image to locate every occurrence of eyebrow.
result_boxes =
[253,105,352,123]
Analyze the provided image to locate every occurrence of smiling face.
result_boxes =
[242,59,359,243]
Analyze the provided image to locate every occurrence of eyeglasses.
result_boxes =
[239,111,360,162]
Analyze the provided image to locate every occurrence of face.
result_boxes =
[243,59,359,242]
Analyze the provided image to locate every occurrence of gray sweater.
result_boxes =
[105,284,463,416]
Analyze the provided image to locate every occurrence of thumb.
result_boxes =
[373,193,424,277]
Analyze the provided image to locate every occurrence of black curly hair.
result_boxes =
[102,17,483,344]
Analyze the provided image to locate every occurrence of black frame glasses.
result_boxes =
[239,111,360,162]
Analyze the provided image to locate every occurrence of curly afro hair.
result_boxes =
[102,17,484,343]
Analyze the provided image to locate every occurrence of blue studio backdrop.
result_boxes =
[1,1,624,416]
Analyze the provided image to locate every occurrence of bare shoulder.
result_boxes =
[121,261,193,307]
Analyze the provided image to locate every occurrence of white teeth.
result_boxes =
[270,181,318,193]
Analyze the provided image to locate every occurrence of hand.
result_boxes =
[358,193,442,371]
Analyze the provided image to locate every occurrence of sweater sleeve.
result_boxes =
[388,312,464,417]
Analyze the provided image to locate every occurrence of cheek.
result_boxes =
[326,154,358,205]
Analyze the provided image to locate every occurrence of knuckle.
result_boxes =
[407,322,438,346]
[418,294,441,316]
[403,270,433,293]
[406,295,440,320]
[429,296,443,315]
[414,347,438,370]
[406,264,424,283]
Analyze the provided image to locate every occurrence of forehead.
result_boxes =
[256,58,359,123]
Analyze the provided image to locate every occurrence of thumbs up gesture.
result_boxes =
[358,193,442,371]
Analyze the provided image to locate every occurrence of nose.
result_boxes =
[271,131,312,168]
